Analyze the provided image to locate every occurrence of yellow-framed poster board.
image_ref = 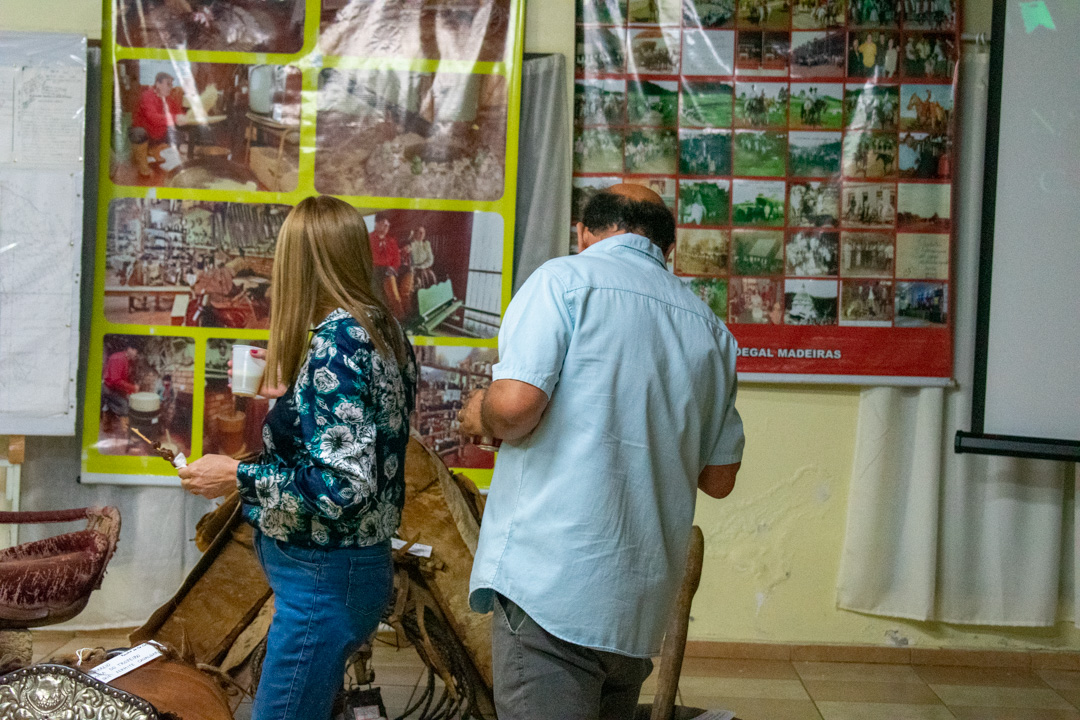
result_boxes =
[83,0,525,486]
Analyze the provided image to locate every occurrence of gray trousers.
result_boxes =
[491,594,653,720]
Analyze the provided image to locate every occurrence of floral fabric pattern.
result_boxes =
[238,309,416,548]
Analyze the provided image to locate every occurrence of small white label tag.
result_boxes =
[87,643,164,683]
[391,538,432,558]
[353,707,384,720]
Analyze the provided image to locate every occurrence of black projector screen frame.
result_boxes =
[954,0,1080,462]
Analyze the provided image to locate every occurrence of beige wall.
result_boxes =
[8,0,1076,652]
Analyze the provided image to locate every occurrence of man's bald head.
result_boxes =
[578,186,676,255]
[608,183,666,207]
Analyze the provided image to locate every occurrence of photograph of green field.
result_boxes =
[679,180,731,226]
[686,277,729,319]
[628,79,679,127]
[625,128,677,174]
[734,83,788,128]
[788,131,842,177]
[680,81,734,128]
[732,179,786,227]
[574,127,624,174]
[789,84,843,130]
[734,130,788,177]
[680,129,732,176]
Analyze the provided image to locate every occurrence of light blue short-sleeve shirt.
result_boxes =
[468,233,744,657]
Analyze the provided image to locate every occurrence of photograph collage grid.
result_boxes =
[92,1,523,471]
[573,0,956,329]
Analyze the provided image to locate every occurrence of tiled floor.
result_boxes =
[28,630,1080,720]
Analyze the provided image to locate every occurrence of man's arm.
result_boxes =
[698,462,740,499]
[458,380,549,442]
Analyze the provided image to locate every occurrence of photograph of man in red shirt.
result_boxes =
[370,213,405,319]
[128,72,188,177]
[102,345,140,434]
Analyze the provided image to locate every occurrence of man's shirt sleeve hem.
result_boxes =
[491,366,556,398]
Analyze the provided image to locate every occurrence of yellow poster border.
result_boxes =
[83,0,525,488]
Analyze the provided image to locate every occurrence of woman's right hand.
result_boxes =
[229,348,289,399]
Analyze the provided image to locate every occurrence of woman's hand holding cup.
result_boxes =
[228,347,288,398]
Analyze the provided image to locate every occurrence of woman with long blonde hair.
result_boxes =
[180,195,416,720]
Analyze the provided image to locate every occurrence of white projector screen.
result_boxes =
[955,0,1080,461]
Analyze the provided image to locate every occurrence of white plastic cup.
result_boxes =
[231,344,266,398]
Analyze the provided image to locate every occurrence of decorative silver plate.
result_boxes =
[0,663,159,719]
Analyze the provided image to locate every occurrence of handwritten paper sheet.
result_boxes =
[12,66,85,164]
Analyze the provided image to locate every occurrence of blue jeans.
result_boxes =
[252,530,393,720]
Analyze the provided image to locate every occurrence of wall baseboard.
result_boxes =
[684,641,1080,670]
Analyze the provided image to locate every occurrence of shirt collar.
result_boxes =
[581,233,667,268]
[316,308,351,329]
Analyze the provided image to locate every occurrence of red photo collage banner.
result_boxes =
[573,0,958,382]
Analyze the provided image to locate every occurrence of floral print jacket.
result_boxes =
[237,309,416,548]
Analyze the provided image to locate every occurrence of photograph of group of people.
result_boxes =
[573,0,956,332]
[110,60,302,191]
[847,31,955,79]
[97,334,195,457]
[104,199,285,329]
[364,209,506,338]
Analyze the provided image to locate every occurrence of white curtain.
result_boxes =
[836,48,1079,626]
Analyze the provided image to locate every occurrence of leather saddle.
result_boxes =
[0,507,121,629]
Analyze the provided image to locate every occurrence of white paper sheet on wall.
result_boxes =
[13,66,86,164]
[0,170,80,417]
[0,32,85,435]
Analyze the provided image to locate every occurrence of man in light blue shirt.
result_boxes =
[458,184,744,719]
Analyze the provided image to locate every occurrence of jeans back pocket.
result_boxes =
[346,551,393,623]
